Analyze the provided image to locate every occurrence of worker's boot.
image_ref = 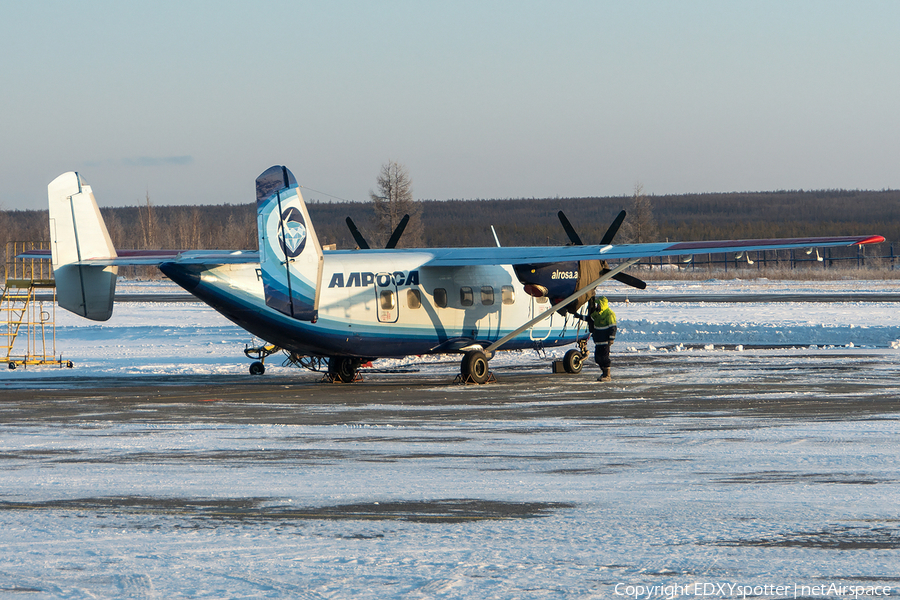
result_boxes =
[598,367,611,382]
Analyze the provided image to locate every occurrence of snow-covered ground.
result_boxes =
[1,279,898,599]
[5,278,899,379]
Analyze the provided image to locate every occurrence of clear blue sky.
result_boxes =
[2,1,898,210]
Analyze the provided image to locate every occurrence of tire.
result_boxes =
[329,357,361,383]
[249,361,265,375]
[563,349,584,374]
[461,350,490,384]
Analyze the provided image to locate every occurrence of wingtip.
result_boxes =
[858,235,885,245]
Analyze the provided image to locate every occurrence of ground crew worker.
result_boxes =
[588,296,617,381]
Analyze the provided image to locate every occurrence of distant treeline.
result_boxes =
[2,189,898,257]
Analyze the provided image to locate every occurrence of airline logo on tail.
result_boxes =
[279,207,307,257]
[256,165,324,322]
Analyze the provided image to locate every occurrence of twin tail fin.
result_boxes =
[256,165,324,322]
[47,172,118,321]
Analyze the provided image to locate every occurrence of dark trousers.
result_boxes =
[594,344,611,368]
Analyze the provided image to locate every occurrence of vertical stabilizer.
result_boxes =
[48,172,118,321]
[256,165,324,321]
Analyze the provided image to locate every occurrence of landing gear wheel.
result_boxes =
[328,357,362,383]
[249,361,265,375]
[461,350,490,384]
[563,349,584,374]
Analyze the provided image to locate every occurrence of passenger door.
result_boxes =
[375,272,399,323]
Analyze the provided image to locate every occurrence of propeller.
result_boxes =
[557,210,646,290]
[558,210,585,246]
[346,214,410,250]
[384,214,410,249]
[599,210,627,246]
[346,217,370,250]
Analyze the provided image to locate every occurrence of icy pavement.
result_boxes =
[0,279,898,599]
[1,353,899,599]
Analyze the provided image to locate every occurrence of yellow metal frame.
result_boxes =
[2,242,72,370]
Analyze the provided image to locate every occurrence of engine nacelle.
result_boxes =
[513,261,580,303]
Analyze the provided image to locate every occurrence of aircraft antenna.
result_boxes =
[298,185,357,203]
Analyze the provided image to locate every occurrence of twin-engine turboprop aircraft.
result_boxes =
[42,165,884,383]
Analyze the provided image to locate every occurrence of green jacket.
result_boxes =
[589,297,617,345]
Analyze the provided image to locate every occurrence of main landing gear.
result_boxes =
[457,350,494,385]
[244,343,368,383]
[325,356,363,383]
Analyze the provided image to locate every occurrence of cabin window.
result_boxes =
[481,286,494,305]
[434,287,448,308]
[501,285,515,305]
[460,286,474,306]
[407,289,421,309]
[380,290,396,310]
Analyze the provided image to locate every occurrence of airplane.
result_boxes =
[37,165,885,383]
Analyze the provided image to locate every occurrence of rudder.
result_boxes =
[256,165,324,322]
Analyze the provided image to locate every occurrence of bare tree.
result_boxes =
[369,160,424,248]
[101,209,123,248]
[620,183,658,244]
[0,205,7,251]
[137,191,155,248]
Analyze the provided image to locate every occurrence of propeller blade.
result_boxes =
[597,269,646,291]
[345,217,370,250]
[385,214,410,249]
[557,211,584,246]
[600,210,627,246]
[613,272,647,290]
[559,208,645,291]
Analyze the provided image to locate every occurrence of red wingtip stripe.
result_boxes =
[858,235,885,245]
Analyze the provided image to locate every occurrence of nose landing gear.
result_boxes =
[562,349,584,374]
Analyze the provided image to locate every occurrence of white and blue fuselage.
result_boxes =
[160,252,585,360]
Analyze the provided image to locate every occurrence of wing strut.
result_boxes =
[484,258,640,356]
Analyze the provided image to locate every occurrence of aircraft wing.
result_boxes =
[20,235,883,267]
[418,235,885,266]
[20,235,882,267]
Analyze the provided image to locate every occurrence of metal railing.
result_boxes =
[635,244,896,272]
